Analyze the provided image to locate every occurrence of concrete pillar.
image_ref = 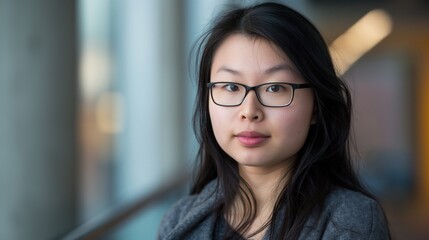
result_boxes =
[0,1,78,239]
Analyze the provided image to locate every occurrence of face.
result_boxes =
[209,34,315,174]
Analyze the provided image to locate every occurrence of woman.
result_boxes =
[158,2,391,239]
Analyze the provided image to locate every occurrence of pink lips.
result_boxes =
[235,131,269,147]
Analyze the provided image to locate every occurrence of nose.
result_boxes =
[240,90,264,121]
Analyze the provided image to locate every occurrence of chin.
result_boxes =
[234,158,267,167]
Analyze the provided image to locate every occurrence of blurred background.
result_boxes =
[0,0,428,239]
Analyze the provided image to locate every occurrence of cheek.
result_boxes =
[274,108,313,149]
[280,93,315,140]
[209,102,228,143]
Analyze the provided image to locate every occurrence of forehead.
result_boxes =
[210,33,301,82]
[211,34,294,71]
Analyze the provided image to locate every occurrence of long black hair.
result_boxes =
[191,2,383,239]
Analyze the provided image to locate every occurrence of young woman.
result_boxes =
[158,2,390,240]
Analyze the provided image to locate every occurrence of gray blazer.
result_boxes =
[158,180,390,240]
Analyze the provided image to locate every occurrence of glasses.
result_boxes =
[207,82,311,107]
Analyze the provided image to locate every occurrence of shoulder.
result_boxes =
[159,194,198,230]
[157,180,222,239]
[303,188,390,240]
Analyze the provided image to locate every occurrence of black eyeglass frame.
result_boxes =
[207,82,311,108]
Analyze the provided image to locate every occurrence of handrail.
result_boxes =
[60,174,189,240]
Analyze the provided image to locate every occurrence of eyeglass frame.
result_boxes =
[207,82,311,108]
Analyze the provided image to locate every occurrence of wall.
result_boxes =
[0,1,78,239]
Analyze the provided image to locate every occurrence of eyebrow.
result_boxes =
[215,64,296,75]
[216,66,240,75]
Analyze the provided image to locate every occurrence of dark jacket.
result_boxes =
[158,180,389,240]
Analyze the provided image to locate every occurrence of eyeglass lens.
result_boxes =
[210,82,294,107]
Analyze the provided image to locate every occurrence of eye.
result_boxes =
[266,84,285,93]
[223,83,240,92]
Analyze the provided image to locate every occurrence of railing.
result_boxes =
[60,174,189,240]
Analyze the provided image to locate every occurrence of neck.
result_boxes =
[226,163,290,239]
[238,164,290,210]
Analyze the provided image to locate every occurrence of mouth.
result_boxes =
[235,131,269,147]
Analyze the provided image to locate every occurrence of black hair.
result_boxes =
[191,2,390,239]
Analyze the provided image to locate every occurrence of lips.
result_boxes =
[235,131,269,147]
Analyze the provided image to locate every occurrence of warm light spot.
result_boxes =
[95,91,124,134]
[329,9,393,75]
[79,46,112,99]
